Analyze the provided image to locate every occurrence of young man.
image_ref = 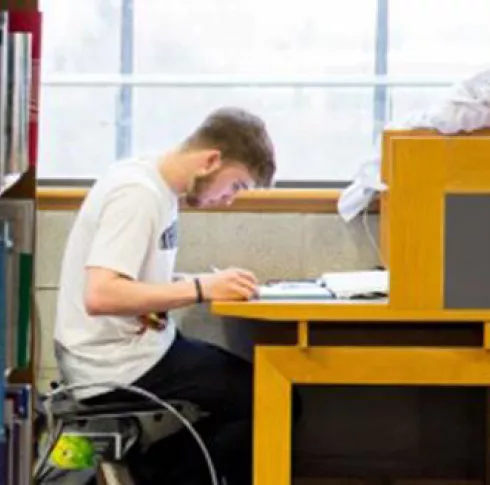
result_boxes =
[54,107,276,485]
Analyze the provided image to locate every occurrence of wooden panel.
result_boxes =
[380,130,433,274]
[255,347,292,485]
[387,137,445,310]
[380,129,490,312]
[444,137,490,192]
[212,300,490,322]
[263,346,490,386]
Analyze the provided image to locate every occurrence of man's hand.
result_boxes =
[135,312,167,335]
[200,268,259,301]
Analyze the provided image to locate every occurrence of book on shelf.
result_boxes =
[1,9,39,195]
[0,11,8,193]
[2,384,32,485]
[0,199,34,373]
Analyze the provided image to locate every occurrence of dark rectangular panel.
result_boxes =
[445,194,490,309]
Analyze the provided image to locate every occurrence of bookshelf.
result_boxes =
[0,0,41,483]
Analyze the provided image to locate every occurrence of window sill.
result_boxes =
[36,187,380,214]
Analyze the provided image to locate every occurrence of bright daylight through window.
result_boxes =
[38,0,490,185]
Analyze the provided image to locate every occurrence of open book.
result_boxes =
[257,281,333,300]
[256,270,389,301]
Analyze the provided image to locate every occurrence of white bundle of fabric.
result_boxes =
[338,69,490,222]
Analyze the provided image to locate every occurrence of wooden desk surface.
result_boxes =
[211,299,490,322]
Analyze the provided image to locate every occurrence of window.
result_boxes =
[38,0,490,185]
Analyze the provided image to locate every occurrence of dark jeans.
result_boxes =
[84,333,254,485]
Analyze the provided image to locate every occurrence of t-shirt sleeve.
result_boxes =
[86,184,160,280]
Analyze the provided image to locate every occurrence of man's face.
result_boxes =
[185,163,256,208]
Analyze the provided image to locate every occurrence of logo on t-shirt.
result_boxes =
[160,220,178,250]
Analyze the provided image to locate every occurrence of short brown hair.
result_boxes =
[183,107,276,187]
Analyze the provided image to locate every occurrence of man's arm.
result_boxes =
[84,267,198,316]
[82,185,258,316]
[84,266,258,316]
[172,271,213,282]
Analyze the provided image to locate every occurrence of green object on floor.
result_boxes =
[47,433,96,470]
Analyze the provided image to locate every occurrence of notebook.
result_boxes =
[318,270,389,299]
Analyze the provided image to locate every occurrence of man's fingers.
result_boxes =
[230,268,258,285]
[233,278,258,299]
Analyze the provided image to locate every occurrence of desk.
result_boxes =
[212,299,490,485]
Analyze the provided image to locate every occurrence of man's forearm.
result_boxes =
[85,277,199,316]
[173,271,212,282]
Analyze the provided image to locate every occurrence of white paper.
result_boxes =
[257,281,333,300]
[318,270,389,298]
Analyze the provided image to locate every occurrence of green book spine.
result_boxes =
[16,252,31,367]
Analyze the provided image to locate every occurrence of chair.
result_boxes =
[34,382,205,485]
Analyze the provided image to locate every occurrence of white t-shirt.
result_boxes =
[54,157,179,399]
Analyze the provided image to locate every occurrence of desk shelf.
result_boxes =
[212,300,490,323]
[212,299,490,485]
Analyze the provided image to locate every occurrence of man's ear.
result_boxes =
[199,149,222,176]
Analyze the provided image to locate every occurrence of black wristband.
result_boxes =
[194,278,204,304]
